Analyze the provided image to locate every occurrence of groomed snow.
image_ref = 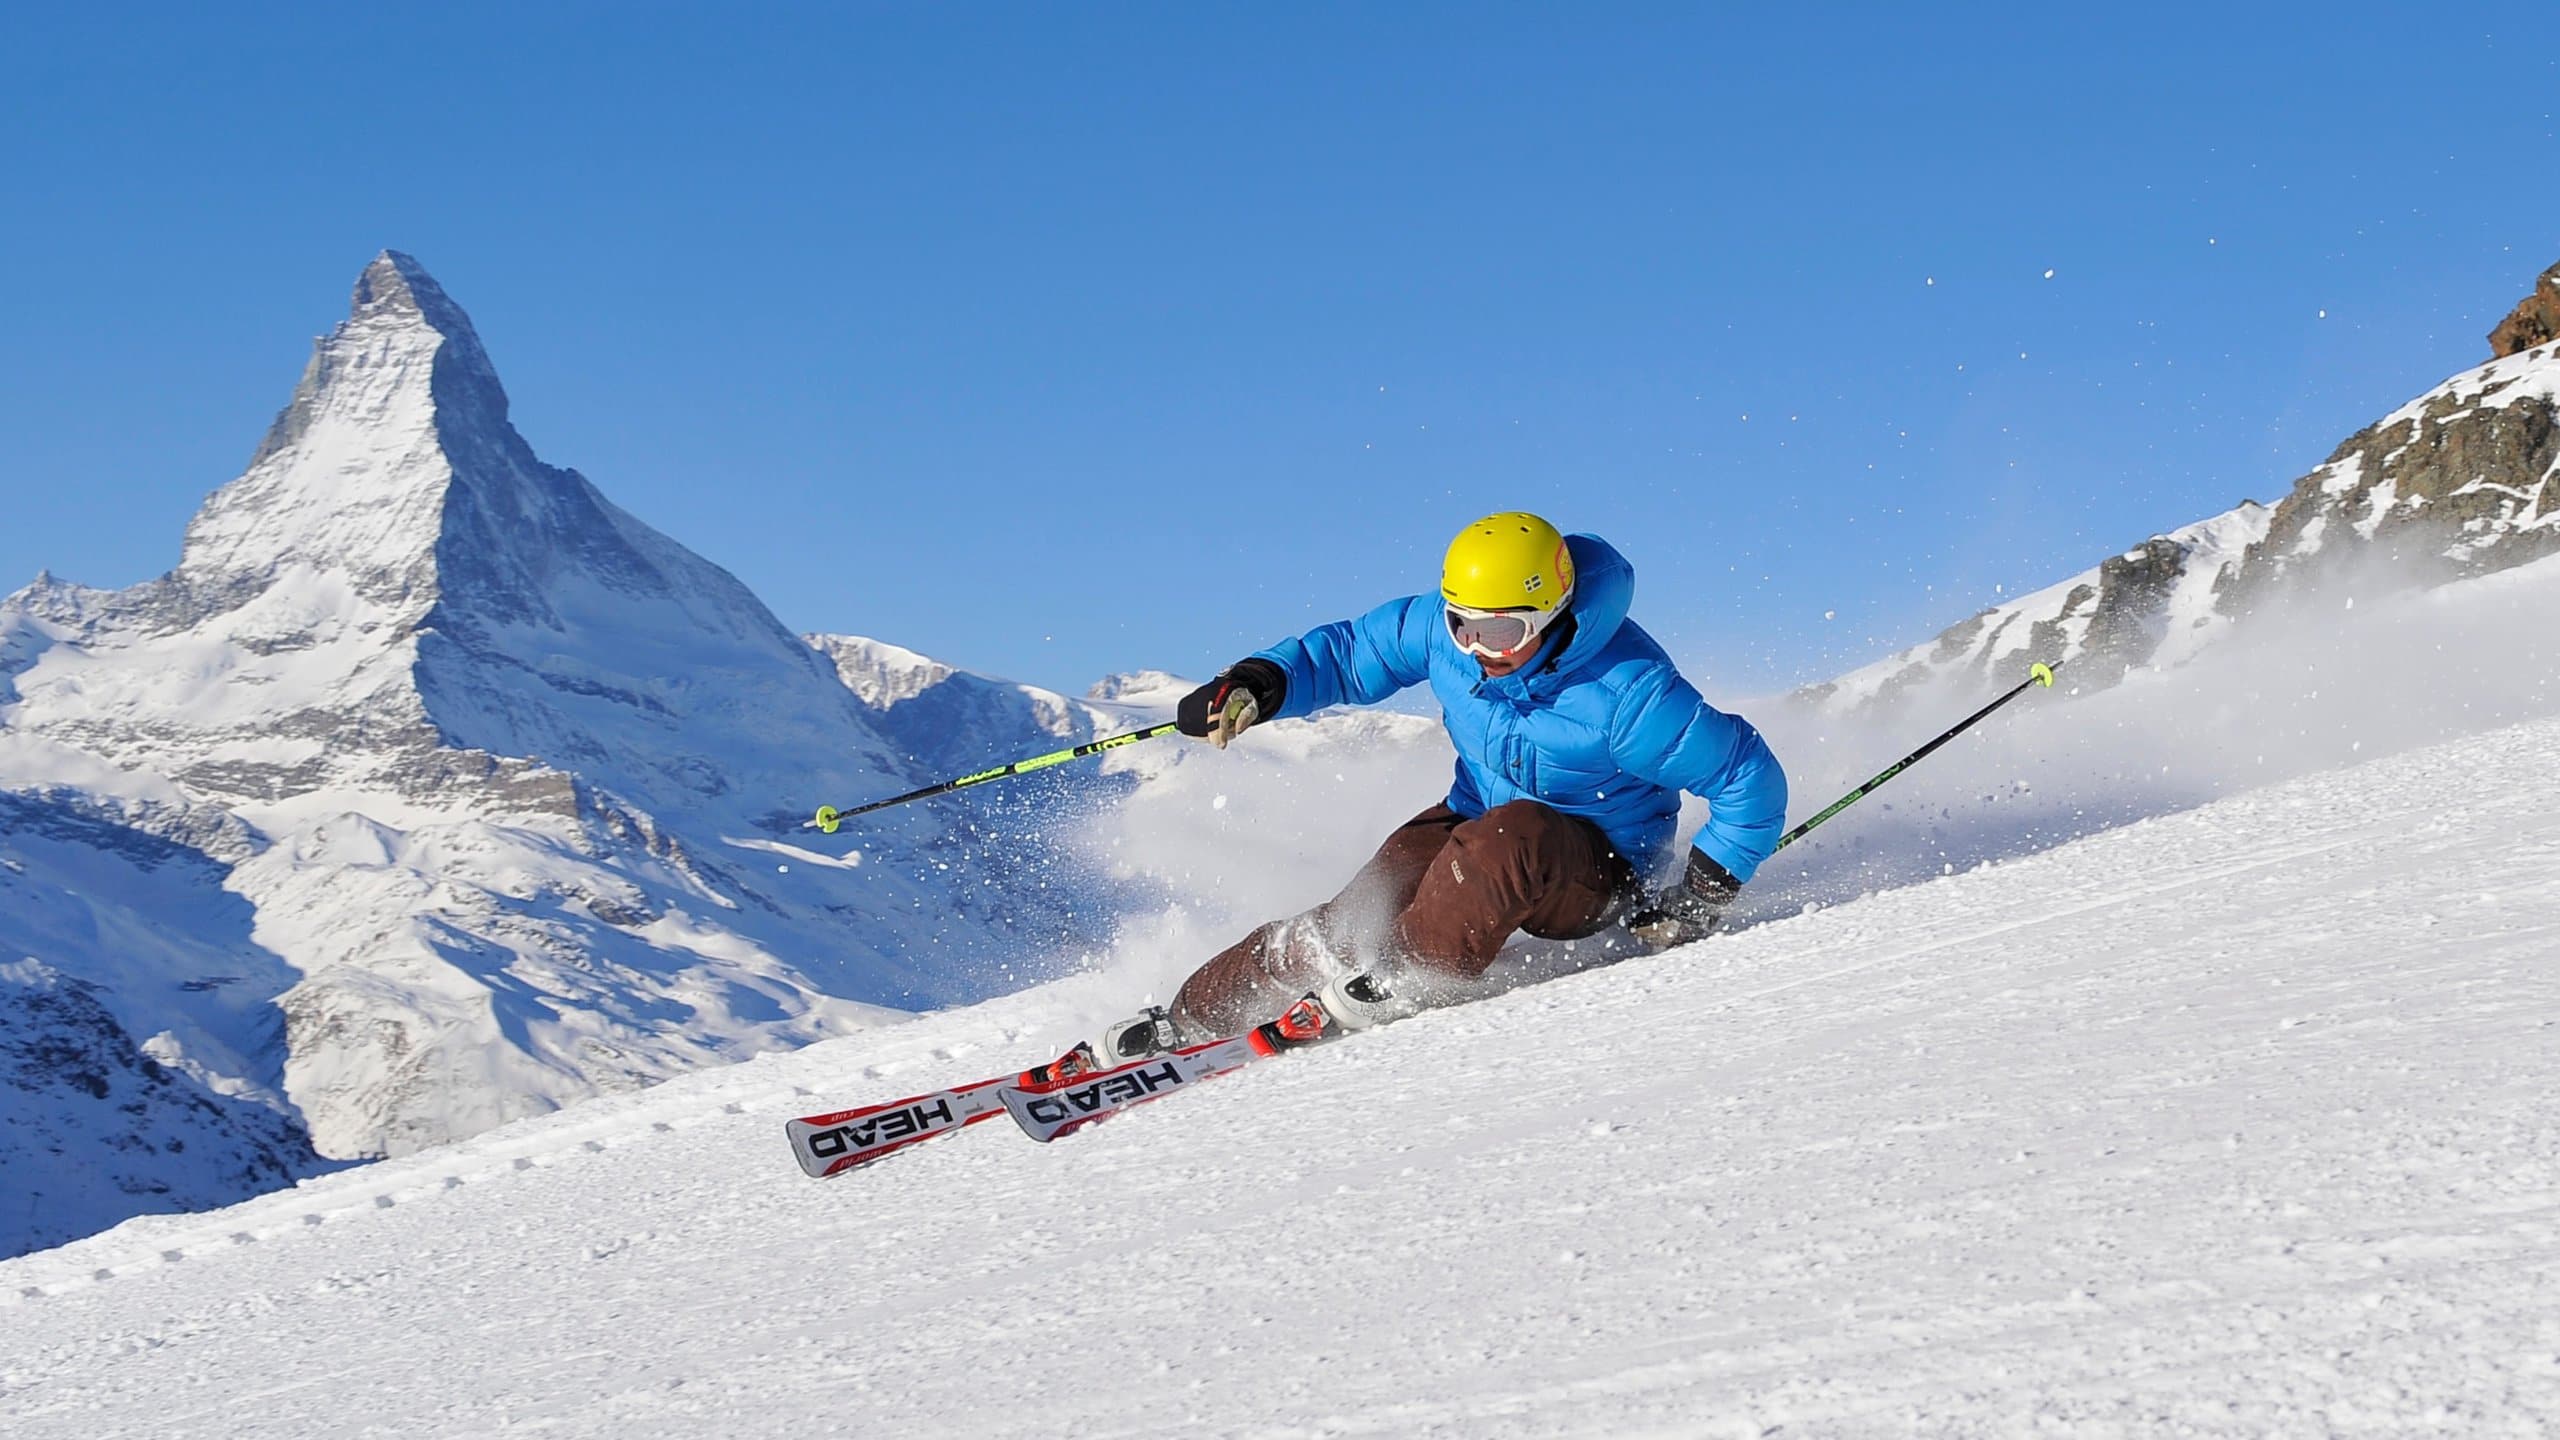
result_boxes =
[5,702,2555,1436]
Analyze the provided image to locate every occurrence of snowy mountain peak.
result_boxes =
[181,249,513,601]
[330,249,510,435]
[350,250,499,377]
[1087,670,1190,704]
[806,633,1163,773]
[354,249,469,323]
[809,633,958,709]
[1,570,103,626]
[147,249,860,756]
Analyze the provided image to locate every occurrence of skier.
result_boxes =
[1101,512,1788,1060]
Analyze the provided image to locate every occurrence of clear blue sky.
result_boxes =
[4,5,2554,698]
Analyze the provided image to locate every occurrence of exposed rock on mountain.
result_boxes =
[1803,504,2273,712]
[2490,260,2560,359]
[1807,258,2560,714]
[0,957,325,1260]
[2225,340,2560,608]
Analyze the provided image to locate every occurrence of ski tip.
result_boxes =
[782,1118,842,1179]
[2030,661,2056,688]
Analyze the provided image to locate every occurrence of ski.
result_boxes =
[784,1077,1017,1177]
[997,994,1338,1143]
[997,1035,1260,1141]
[783,1035,1139,1176]
[785,994,1341,1174]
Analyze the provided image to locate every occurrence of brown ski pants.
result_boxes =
[1171,800,1638,1036]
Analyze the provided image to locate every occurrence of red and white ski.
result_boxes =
[995,994,1337,1143]
[784,994,1340,1176]
[783,1037,1126,1176]
[996,1036,1257,1141]
[783,1078,1016,1177]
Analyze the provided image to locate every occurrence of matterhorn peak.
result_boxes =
[238,248,512,478]
[354,248,451,316]
[344,249,506,397]
[143,248,864,740]
[164,249,539,603]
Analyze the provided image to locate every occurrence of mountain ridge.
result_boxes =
[1801,257,2560,716]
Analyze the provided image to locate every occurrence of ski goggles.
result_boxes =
[1444,601,1567,659]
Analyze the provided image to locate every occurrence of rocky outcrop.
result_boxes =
[2224,348,2560,611]
[2490,261,2560,359]
[1809,257,2560,717]
[1804,503,2272,715]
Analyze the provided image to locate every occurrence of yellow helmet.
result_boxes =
[1441,512,1575,613]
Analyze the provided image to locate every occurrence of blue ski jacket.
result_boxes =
[1252,534,1789,884]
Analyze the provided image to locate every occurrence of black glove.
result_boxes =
[1626,850,1743,950]
[1176,659,1287,749]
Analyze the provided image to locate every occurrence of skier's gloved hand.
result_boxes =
[1626,850,1743,951]
[1176,659,1287,749]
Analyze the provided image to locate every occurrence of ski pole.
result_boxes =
[808,722,1182,834]
[1772,661,2058,853]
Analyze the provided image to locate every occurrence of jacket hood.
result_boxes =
[1511,533,1632,695]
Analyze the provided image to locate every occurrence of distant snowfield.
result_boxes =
[6,698,2556,1434]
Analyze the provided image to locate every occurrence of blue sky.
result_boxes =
[4,5,2554,698]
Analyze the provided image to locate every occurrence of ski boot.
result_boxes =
[1096,1005,1189,1063]
[1023,1006,1191,1092]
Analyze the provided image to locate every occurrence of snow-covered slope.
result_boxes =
[0,791,336,1252]
[6,694,2555,1435]
[0,957,325,1258]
